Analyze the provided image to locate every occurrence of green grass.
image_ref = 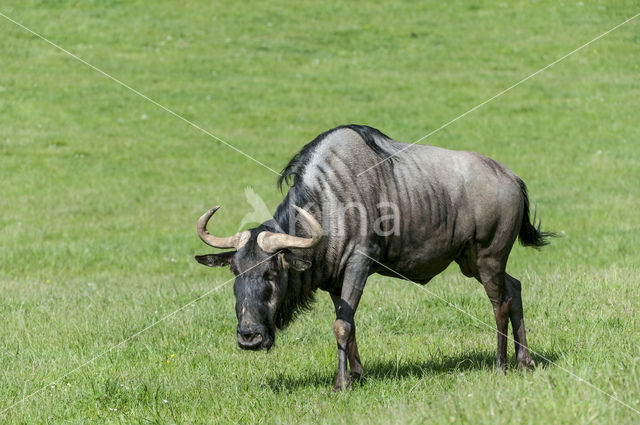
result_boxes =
[1,0,639,423]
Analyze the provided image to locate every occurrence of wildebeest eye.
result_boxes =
[262,281,273,300]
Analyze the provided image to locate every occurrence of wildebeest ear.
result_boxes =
[280,252,312,271]
[194,251,235,267]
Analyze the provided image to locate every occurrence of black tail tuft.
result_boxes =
[518,179,555,249]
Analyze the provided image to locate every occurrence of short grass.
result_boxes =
[1,0,639,423]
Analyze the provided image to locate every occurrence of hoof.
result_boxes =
[517,357,535,371]
[333,376,351,392]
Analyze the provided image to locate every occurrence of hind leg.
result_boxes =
[505,273,534,370]
[477,259,511,373]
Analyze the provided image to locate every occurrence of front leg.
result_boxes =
[332,317,353,391]
[331,294,364,379]
[331,255,370,392]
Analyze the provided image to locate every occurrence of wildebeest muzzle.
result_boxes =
[236,325,273,350]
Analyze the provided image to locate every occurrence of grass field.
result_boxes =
[1,0,639,423]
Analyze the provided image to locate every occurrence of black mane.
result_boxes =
[271,183,315,235]
[277,124,394,191]
[273,270,316,329]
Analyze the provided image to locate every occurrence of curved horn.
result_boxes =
[197,206,250,249]
[257,206,323,253]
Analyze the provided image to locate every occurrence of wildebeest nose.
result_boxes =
[237,328,264,349]
[239,329,258,339]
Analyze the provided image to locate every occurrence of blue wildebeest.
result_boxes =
[195,125,552,390]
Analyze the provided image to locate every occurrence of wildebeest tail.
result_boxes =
[518,179,554,248]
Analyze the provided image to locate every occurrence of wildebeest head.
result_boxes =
[194,206,322,351]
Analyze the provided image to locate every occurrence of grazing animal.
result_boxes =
[195,124,552,391]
